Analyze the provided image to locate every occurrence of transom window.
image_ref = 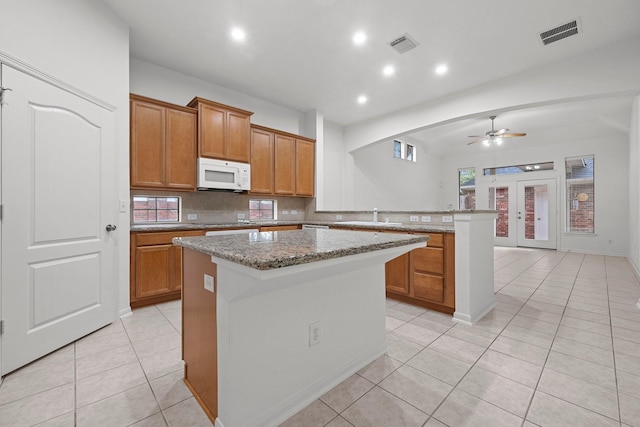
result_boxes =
[393,139,417,162]
[484,162,554,176]
[133,196,180,223]
[249,199,277,220]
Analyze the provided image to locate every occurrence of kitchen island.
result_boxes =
[173,228,428,427]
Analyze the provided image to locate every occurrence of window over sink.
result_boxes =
[249,199,277,220]
[132,196,181,223]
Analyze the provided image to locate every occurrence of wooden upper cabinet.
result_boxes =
[274,133,296,195]
[250,124,316,197]
[130,99,165,188]
[187,97,253,163]
[250,127,274,194]
[295,139,315,197]
[227,111,252,162]
[130,94,197,191]
[199,103,226,159]
[165,108,197,190]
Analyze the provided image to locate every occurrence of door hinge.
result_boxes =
[0,320,4,335]
[0,204,3,221]
[0,86,12,105]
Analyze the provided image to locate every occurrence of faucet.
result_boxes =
[373,208,378,223]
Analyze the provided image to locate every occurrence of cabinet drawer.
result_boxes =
[411,247,444,275]
[413,232,443,248]
[135,230,204,246]
[412,273,444,303]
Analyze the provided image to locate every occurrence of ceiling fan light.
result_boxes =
[482,139,490,147]
[495,137,503,145]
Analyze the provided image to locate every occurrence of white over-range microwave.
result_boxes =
[197,158,251,192]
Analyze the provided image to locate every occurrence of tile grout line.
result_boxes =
[519,250,582,426]
[605,256,624,427]
[378,250,568,426]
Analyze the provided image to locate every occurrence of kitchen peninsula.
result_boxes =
[173,228,428,427]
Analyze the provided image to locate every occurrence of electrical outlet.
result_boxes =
[409,215,419,222]
[187,213,197,220]
[237,213,245,219]
[442,215,453,223]
[291,210,298,215]
[204,274,214,293]
[336,214,343,220]
[309,321,321,347]
[421,216,431,223]
[282,210,289,215]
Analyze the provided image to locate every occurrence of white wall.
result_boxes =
[350,137,444,211]
[0,0,131,315]
[442,135,630,256]
[321,121,347,210]
[628,96,640,273]
[343,38,640,153]
[130,58,305,135]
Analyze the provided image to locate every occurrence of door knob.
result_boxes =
[106,224,117,232]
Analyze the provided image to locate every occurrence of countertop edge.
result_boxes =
[131,221,455,233]
[173,232,429,271]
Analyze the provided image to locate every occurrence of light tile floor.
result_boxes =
[1,247,639,426]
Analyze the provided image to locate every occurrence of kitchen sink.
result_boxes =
[335,221,403,226]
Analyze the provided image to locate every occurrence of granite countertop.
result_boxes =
[131,220,455,233]
[173,228,429,270]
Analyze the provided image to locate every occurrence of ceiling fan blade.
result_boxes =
[467,137,485,145]
[467,135,484,138]
[493,128,509,136]
[502,133,527,137]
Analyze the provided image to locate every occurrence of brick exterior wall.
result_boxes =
[525,187,535,239]
[495,188,509,238]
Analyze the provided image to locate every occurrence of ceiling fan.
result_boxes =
[467,115,526,146]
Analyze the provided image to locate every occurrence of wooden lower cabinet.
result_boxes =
[130,230,205,308]
[385,232,455,314]
[385,252,410,295]
[131,225,304,308]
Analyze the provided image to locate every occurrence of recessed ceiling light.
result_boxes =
[383,65,395,76]
[357,95,368,104]
[231,27,246,42]
[353,31,367,45]
[435,64,448,75]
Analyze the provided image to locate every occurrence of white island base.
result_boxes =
[182,242,425,427]
[453,212,499,325]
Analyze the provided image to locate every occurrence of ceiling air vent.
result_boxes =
[389,33,419,54]
[539,19,580,46]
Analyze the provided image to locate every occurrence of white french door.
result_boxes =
[489,179,557,249]
[1,65,118,375]
[516,180,556,249]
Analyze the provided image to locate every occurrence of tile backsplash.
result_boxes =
[130,189,311,224]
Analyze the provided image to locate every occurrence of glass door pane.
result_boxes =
[489,186,510,238]
[517,179,556,249]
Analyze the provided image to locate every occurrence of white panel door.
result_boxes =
[1,65,117,375]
